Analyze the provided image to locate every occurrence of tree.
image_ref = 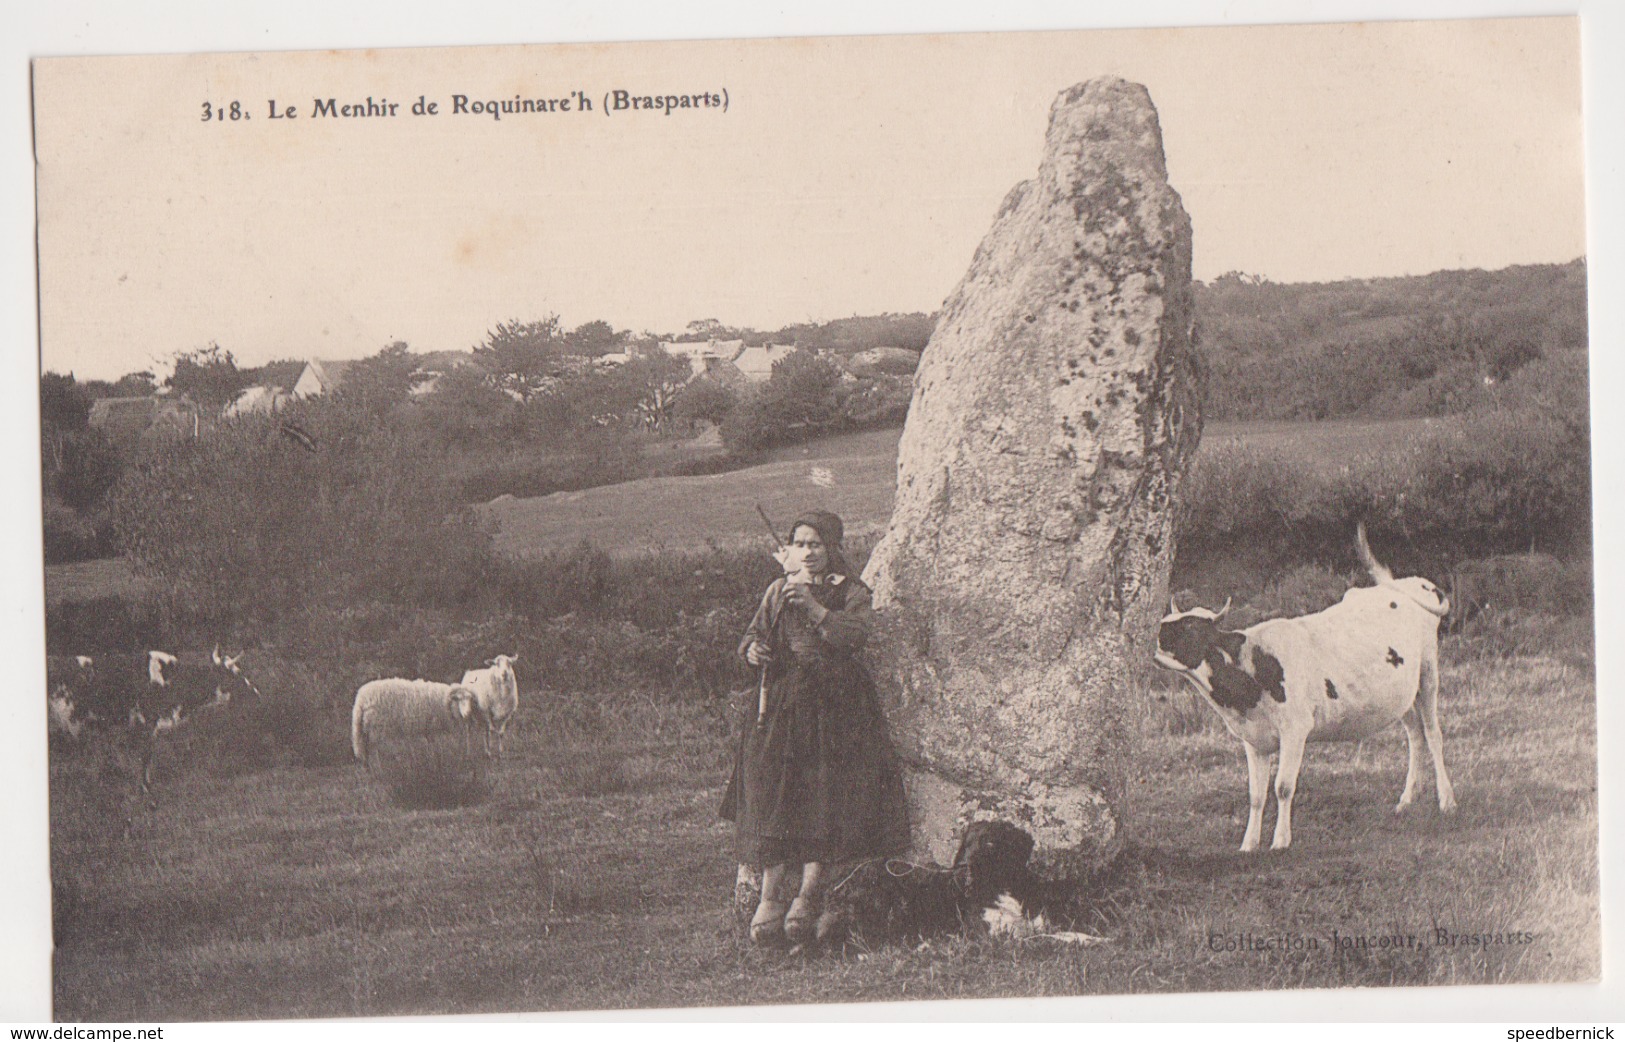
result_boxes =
[167,343,249,413]
[682,318,746,342]
[413,365,519,445]
[40,372,92,444]
[40,372,121,511]
[82,371,159,399]
[565,351,691,432]
[673,378,739,427]
[764,348,844,429]
[474,317,571,400]
[565,319,624,357]
[335,342,428,419]
[718,349,847,452]
[625,351,692,432]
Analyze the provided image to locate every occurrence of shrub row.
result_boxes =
[1175,401,1590,591]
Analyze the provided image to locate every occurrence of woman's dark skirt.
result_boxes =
[720,656,909,867]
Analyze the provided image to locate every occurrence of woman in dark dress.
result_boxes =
[720,510,909,946]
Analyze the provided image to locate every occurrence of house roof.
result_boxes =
[88,396,159,426]
[294,359,356,395]
[734,344,798,380]
[659,339,745,361]
[89,395,198,442]
[249,359,308,391]
[411,349,480,372]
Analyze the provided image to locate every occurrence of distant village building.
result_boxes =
[88,395,200,446]
[658,338,746,379]
[406,349,482,396]
[657,339,798,382]
[733,344,797,382]
[292,359,355,398]
[223,385,294,417]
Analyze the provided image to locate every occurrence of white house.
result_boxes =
[733,344,797,382]
[223,385,294,417]
[292,359,354,398]
[658,338,746,378]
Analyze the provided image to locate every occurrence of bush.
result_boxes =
[672,379,739,426]
[720,349,846,453]
[491,542,615,619]
[456,431,645,502]
[111,401,492,631]
[192,653,353,772]
[842,373,913,429]
[43,498,116,564]
[45,592,204,654]
[1176,390,1591,591]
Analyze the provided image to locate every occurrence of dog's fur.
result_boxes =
[815,820,1044,947]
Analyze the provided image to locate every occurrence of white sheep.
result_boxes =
[350,679,478,767]
[459,654,519,759]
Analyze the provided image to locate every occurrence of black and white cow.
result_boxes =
[51,646,257,789]
[46,654,97,739]
[1153,526,1456,851]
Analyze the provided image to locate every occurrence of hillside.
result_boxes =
[481,417,1450,558]
[1197,261,1587,421]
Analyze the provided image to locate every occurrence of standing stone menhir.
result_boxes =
[862,76,1202,876]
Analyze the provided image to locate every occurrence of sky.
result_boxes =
[31,15,1585,381]
[6,1,1624,1027]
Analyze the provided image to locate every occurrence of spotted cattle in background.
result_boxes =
[48,647,258,790]
[46,654,97,739]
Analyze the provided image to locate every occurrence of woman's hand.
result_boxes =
[745,640,773,667]
[782,583,829,624]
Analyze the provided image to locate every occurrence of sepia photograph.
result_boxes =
[11,3,1617,1025]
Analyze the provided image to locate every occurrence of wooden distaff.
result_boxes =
[750,503,813,726]
[753,504,782,726]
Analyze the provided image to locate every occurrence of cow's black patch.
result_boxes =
[1387,647,1404,667]
[1252,648,1287,703]
[1325,679,1339,700]
[1214,630,1246,664]
[1207,661,1264,712]
[1390,601,1398,609]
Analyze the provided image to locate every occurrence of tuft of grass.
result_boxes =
[373,733,492,810]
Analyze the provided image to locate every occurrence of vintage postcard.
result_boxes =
[23,12,1601,1024]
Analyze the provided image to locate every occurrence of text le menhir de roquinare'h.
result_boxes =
[254,90,727,122]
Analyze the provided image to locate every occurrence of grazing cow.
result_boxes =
[1153,526,1456,851]
[46,655,97,739]
[57,646,256,789]
[459,654,519,759]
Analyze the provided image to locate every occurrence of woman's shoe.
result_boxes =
[749,899,789,946]
[783,895,821,946]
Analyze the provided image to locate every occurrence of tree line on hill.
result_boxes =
[41,260,1587,566]
[40,312,930,561]
[1197,260,1587,421]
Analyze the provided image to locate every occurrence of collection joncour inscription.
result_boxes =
[1207,925,1539,954]
[199,89,729,124]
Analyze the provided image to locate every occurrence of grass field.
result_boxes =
[43,414,1595,1018]
[482,418,1448,558]
[49,639,1597,1019]
[42,556,156,608]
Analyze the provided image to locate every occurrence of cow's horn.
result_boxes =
[1216,597,1233,620]
[1169,593,1184,615]
[212,644,222,665]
